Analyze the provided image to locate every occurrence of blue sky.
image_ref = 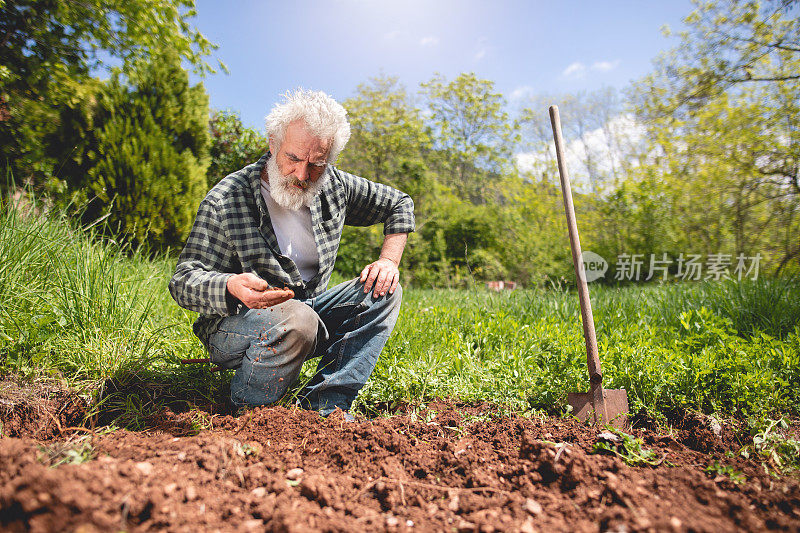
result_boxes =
[191,0,694,131]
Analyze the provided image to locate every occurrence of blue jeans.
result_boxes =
[207,278,402,415]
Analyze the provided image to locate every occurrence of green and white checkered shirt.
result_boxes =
[169,152,415,346]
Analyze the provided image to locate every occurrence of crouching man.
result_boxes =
[169,89,414,417]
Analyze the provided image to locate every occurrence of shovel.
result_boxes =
[548,105,629,429]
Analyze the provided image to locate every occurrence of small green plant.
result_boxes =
[403,403,437,424]
[189,409,214,432]
[705,461,746,485]
[239,442,260,457]
[740,418,800,475]
[678,307,735,349]
[592,429,667,467]
[39,435,95,467]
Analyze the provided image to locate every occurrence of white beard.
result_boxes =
[265,155,327,210]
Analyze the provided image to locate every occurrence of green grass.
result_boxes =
[1,195,799,427]
[354,284,800,419]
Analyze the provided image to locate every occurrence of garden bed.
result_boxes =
[1,386,798,532]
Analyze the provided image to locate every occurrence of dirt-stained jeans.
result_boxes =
[207,278,402,415]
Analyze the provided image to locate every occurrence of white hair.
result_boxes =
[265,88,351,162]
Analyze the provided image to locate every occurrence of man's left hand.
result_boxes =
[360,257,400,297]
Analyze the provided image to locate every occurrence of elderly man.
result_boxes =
[169,89,414,418]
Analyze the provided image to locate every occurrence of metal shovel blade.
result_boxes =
[567,388,629,429]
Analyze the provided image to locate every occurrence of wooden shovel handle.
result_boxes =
[549,105,603,385]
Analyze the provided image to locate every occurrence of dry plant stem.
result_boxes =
[180,358,211,364]
[45,409,63,434]
[356,475,513,501]
[233,412,253,435]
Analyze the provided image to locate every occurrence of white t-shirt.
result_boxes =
[260,182,319,282]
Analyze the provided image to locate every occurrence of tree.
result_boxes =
[0,0,217,188]
[494,177,571,285]
[516,88,639,193]
[56,50,210,251]
[655,0,799,107]
[634,0,799,192]
[631,0,800,273]
[207,110,268,189]
[635,89,798,270]
[335,75,446,285]
[339,75,430,192]
[420,73,516,203]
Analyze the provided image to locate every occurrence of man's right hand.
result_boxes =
[226,273,294,309]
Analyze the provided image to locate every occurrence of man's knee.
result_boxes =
[389,282,402,303]
[279,300,320,353]
[373,282,402,311]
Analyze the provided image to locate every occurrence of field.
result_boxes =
[1,200,800,531]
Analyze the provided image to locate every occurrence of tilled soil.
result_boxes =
[1,388,799,532]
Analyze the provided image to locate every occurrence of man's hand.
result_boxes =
[360,257,400,297]
[227,273,294,309]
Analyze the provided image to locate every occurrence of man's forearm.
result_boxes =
[379,233,408,265]
[169,263,237,316]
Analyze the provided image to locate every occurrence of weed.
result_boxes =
[39,435,94,467]
[592,429,667,467]
[189,409,214,432]
[239,442,260,457]
[457,411,496,430]
[705,461,746,485]
[740,418,800,476]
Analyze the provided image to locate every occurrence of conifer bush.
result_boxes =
[58,49,210,251]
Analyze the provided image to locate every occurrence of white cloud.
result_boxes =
[515,114,649,191]
[474,37,489,61]
[419,36,439,47]
[383,30,402,41]
[515,152,541,173]
[510,86,534,101]
[591,60,620,72]
[562,62,586,78]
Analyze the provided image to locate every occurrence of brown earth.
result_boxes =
[0,381,799,532]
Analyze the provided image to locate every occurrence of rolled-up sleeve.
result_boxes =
[340,171,415,235]
[168,198,238,316]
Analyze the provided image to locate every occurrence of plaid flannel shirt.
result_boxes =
[169,152,415,346]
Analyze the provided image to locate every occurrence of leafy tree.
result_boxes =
[0,0,217,188]
[654,0,799,109]
[402,197,506,287]
[631,0,800,273]
[207,110,267,189]
[336,75,445,284]
[420,72,516,203]
[56,50,210,251]
[634,0,799,194]
[339,75,430,192]
[634,89,798,271]
[497,177,572,285]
